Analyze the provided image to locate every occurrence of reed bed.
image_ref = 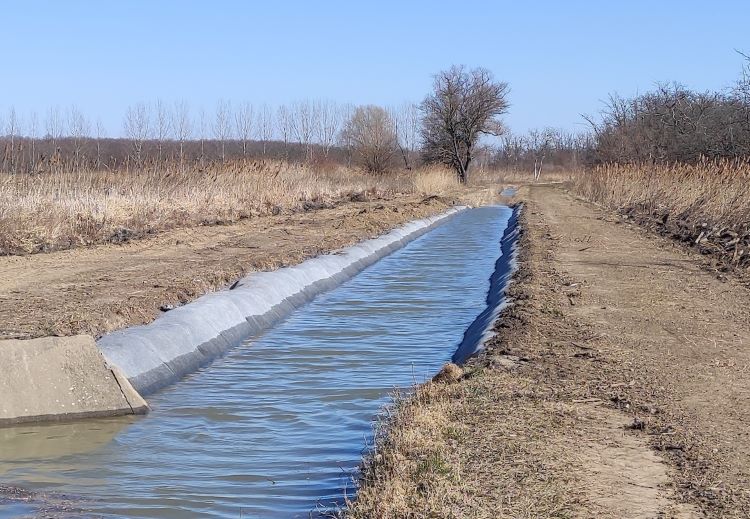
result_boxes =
[468,166,578,185]
[573,160,750,268]
[0,161,458,255]
[411,165,460,194]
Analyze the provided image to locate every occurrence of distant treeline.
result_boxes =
[0,100,420,174]
[2,56,749,175]
[0,134,350,173]
[587,57,750,164]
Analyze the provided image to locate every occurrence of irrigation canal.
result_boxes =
[0,205,514,518]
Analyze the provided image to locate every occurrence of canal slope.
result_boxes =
[0,193,463,342]
[351,184,750,518]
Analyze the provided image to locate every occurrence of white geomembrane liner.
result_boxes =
[97,206,467,395]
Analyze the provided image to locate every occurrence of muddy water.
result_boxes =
[0,206,512,519]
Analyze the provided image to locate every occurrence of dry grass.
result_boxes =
[347,367,584,519]
[467,166,578,186]
[0,161,464,255]
[348,380,462,518]
[573,160,750,268]
[411,165,460,194]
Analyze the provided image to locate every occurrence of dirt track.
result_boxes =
[352,183,750,518]
[538,183,750,516]
[0,194,464,341]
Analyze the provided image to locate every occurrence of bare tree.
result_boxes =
[5,107,20,173]
[95,118,106,169]
[45,105,64,161]
[28,111,38,172]
[315,100,341,157]
[123,102,151,167]
[235,101,254,156]
[154,98,171,163]
[391,102,420,169]
[199,107,207,160]
[44,106,65,172]
[172,100,192,163]
[276,104,292,158]
[339,103,355,167]
[290,100,316,160]
[258,103,274,155]
[341,105,398,174]
[68,105,90,171]
[420,65,509,182]
[526,129,553,180]
[213,99,232,162]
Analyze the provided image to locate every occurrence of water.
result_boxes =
[0,206,512,519]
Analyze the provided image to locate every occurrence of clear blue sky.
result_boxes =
[2,0,748,136]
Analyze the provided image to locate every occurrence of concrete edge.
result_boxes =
[0,335,149,427]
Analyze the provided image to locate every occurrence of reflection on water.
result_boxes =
[0,418,133,465]
[0,206,512,518]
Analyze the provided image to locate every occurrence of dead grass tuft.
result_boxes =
[411,166,460,194]
[431,362,463,384]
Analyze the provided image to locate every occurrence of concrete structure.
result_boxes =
[0,335,148,425]
[99,207,467,395]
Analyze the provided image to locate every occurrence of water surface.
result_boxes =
[0,206,512,518]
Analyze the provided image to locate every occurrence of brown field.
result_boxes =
[0,161,461,256]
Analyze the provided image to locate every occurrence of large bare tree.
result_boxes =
[341,105,398,174]
[391,102,420,170]
[420,66,509,182]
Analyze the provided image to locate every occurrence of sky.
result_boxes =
[1,0,749,137]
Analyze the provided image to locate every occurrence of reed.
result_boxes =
[573,159,750,268]
[0,161,470,255]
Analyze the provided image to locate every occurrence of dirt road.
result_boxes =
[352,184,750,518]
[0,194,461,341]
[540,183,750,516]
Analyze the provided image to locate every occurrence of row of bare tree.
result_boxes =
[1,65,513,181]
[0,100,422,174]
[492,129,595,174]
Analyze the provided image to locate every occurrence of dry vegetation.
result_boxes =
[573,160,750,270]
[347,372,583,519]
[0,161,460,255]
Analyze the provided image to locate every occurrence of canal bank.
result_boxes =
[351,184,750,518]
[98,206,467,397]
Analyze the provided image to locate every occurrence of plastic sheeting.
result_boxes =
[452,204,522,363]
[98,207,467,395]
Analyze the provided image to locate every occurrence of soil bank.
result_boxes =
[0,192,488,342]
[351,184,750,518]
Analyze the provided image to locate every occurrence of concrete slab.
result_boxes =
[0,335,148,426]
